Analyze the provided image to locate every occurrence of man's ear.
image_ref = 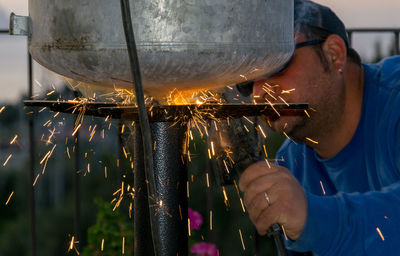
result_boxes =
[322,34,347,72]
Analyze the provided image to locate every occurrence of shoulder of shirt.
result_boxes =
[364,55,400,91]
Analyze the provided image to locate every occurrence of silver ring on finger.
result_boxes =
[264,191,271,207]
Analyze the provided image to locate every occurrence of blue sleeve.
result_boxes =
[286,185,400,256]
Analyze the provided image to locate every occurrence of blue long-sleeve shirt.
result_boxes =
[276,56,400,256]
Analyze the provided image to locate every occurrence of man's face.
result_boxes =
[253,35,345,143]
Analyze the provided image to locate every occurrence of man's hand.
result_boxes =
[239,161,307,240]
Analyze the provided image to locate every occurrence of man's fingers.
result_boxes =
[239,161,279,191]
[254,203,283,236]
[243,171,291,208]
[246,190,274,223]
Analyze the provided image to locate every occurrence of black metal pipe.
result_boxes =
[134,124,155,256]
[151,121,188,256]
[28,52,37,256]
[134,122,189,255]
[0,30,9,34]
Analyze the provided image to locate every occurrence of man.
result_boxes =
[239,0,400,255]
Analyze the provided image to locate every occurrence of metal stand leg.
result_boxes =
[151,121,188,256]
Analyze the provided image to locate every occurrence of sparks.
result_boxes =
[122,147,128,159]
[264,159,271,168]
[281,225,289,240]
[89,124,96,142]
[376,227,385,241]
[5,191,14,205]
[222,186,229,206]
[239,229,246,250]
[262,86,278,101]
[211,141,215,156]
[209,210,213,230]
[33,173,40,186]
[187,181,190,198]
[306,137,319,144]
[258,125,267,138]
[72,123,82,136]
[278,96,290,106]
[283,132,291,140]
[3,154,12,167]
[243,116,254,125]
[304,110,311,118]
[281,88,296,94]
[69,236,75,250]
[188,218,191,236]
[122,237,125,254]
[208,149,212,159]
[239,74,248,80]
[320,181,326,195]
[40,145,57,174]
[66,147,71,159]
[239,198,246,213]
[206,173,210,188]
[101,238,105,251]
[0,106,5,114]
[263,145,269,158]
[46,90,56,96]
[223,160,230,174]
[10,135,18,145]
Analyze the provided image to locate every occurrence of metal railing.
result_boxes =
[1,27,400,255]
[347,28,400,55]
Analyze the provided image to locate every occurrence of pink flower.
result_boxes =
[190,242,219,256]
[188,208,203,230]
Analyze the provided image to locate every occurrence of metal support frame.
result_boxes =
[28,51,37,256]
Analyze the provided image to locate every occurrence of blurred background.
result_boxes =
[0,0,399,255]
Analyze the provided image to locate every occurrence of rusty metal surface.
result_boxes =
[24,100,308,121]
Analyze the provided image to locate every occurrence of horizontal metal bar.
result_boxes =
[24,100,309,121]
[0,29,9,34]
[347,28,400,33]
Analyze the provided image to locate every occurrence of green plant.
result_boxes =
[81,198,133,256]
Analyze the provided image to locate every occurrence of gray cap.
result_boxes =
[294,0,349,48]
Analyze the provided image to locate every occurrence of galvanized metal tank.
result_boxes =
[16,0,294,99]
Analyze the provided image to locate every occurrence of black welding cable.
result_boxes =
[119,0,161,255]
